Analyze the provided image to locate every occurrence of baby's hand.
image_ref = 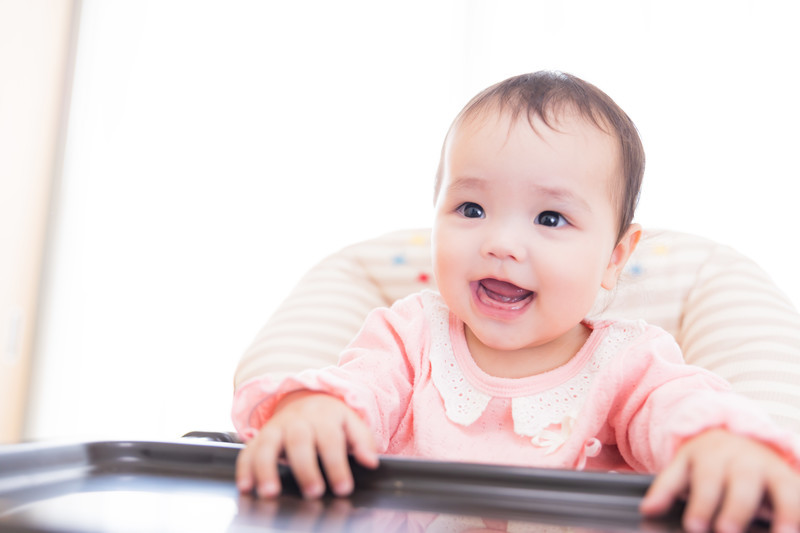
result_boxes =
[640,429,800,533]
[235,391,379,499]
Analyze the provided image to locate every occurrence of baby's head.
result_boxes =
[435,71,644,244]
[432,71,645,373]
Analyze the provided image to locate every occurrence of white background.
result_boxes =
[28,0,800,440]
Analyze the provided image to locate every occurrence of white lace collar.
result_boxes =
[423,291,644,441]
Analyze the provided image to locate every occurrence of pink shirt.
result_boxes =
[233,291,800,472]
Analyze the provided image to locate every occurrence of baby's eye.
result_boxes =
[457,202,485,219]
[535,211,568,228]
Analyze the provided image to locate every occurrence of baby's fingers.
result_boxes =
[236,426,284,498]
[317,421,355,497]
[284,421,327,499]
[344,410,379,470]
[317,410,379,497]
[641,450,689,517]
[235,443,256,493]
[681,452,727,533]
[713,467,764,533]
[642,445,726,533]
[767,469,800,533]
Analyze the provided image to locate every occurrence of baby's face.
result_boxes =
[432,109,636,376]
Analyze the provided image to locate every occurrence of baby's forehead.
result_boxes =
[463,109,620,187]
[456,100,615,141]
[435,101,626,203]
[446,106,622,177]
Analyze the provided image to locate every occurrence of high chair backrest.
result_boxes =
[234,228,800,434]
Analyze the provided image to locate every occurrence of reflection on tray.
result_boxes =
[235,492,678,533]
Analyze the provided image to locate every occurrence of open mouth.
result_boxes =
[475,278,534,310]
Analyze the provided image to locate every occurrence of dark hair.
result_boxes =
[434,71,644,243]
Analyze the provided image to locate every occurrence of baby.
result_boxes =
[233,71,800,533]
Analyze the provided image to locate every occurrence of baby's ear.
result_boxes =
[601,224,642,290]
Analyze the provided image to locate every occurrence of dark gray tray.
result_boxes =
[0,439,756,532]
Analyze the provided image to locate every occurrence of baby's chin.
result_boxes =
[464,323,538,353]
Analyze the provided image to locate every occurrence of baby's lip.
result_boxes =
[478,278,534,304]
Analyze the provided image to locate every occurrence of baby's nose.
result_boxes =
[482,232,528,262]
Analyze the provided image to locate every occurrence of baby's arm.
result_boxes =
[233,294,428,498]
[642,429,800,533]
[610,329,800,533]
[235,390,378,499]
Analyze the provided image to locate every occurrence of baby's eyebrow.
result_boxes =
[446,176,487,194]
[532,184,592,212]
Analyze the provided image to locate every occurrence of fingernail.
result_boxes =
[684,517,708,533]
[714,521,740,533]
[257,481,279,498]
[303,482,325,499]
[333,479,353,496]
[364,452,379,468]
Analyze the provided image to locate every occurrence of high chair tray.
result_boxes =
[0,439,760,532]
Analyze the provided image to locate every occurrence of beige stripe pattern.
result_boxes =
[234,228,800,434]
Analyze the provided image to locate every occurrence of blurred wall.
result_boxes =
[0,0,78,443]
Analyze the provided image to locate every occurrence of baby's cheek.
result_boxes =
[431,237,461,280]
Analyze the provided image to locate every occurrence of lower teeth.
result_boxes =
[483,286,530,304]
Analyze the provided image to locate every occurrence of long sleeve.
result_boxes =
[232,294,429,446]
[601,327,800,473]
